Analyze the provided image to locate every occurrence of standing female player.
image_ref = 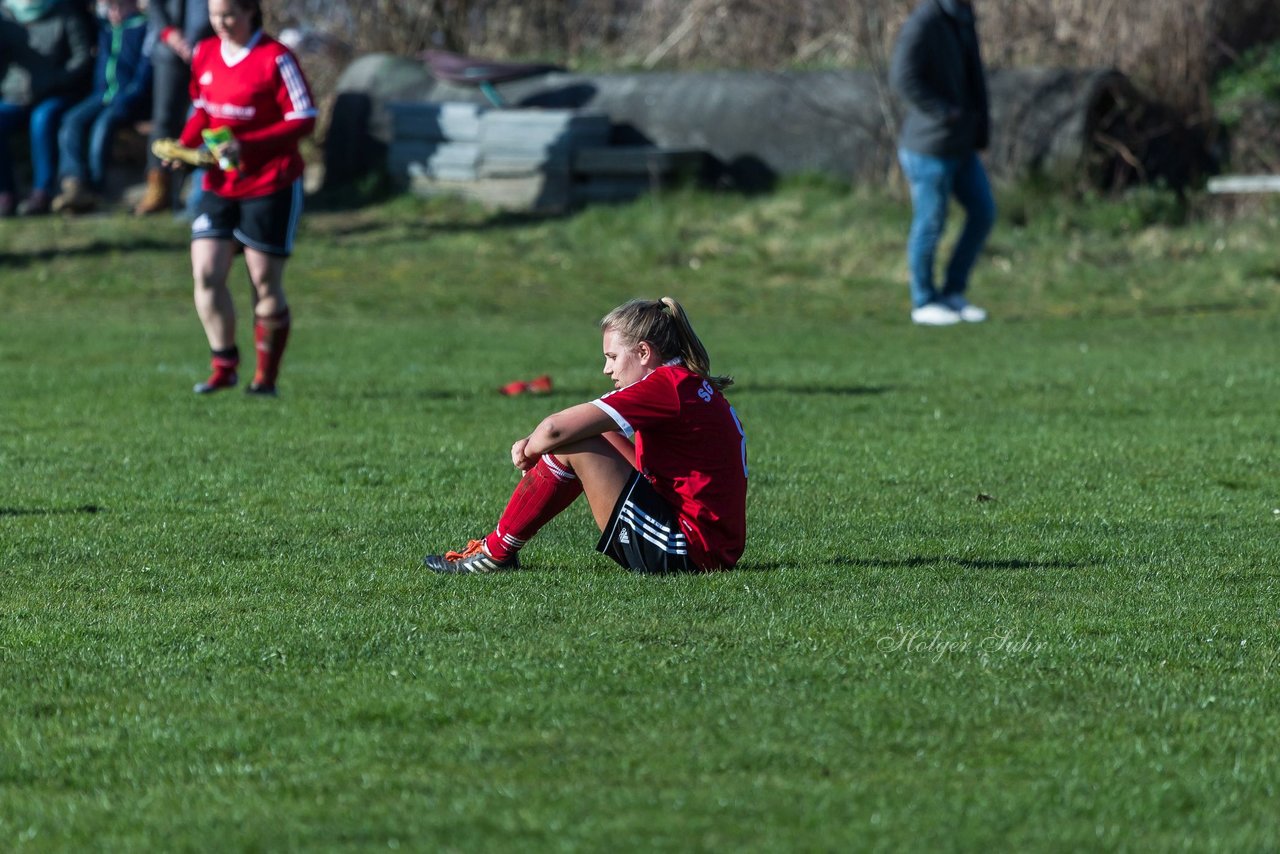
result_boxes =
[424,298,748,574]
[159,0,315,395]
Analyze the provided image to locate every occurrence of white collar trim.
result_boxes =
[221,30,263,66]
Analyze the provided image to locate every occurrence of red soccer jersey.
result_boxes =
[592,363,748,569]
[180,31,316,199]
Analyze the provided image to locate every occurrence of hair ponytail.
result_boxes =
[600,297,733,391]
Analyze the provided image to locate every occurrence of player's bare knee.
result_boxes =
[192,271,224,293]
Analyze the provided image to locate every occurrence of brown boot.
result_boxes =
[133,168,171,215]
[52,176,99,214]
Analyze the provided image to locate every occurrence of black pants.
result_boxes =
[146,54,192,170]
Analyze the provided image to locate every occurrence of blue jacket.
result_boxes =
[889,0,990,157]
[92,11,151,114]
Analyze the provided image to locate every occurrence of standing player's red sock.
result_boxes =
[210,347,239,382]
[252,308,291,388]
[194,346,240,393]
[483,454,583,560]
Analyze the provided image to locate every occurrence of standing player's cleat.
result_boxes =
[245,382,278,397]
[423,539,520,574]
[193,371,238,394]
[527,374,553,394]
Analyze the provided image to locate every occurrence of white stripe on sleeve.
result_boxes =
[276,53,317,120]
[590,399,633,438]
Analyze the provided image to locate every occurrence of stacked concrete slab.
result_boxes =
[386,101,707,212]
[389,103,616,211]
[387,102,484,182]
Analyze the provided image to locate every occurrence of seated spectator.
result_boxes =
[0,0,95,217]
[52,0,151,214]
[135,0,210,215]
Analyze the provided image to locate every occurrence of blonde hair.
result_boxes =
[600,297,733,390]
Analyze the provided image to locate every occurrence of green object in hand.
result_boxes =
[201,127,239,172]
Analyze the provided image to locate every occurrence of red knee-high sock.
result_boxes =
[253,308,291,388]
[208,347,239,385]
[483,454,583,560]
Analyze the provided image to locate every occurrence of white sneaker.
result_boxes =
[911,302,962,326]
[944,296,988,323]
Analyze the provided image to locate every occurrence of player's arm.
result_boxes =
[235,51,316,149]
[177,108,211,149]
[512,403,617,470]
[233,115,316,147]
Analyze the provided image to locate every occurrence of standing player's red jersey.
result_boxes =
[180,31,316,199]
[592,363,748,569]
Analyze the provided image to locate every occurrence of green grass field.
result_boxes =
[2,184,1279,851]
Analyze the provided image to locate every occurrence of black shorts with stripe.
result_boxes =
[596,470,697,574]
[190,179,304,257]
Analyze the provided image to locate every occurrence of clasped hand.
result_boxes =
[511,437,540,472]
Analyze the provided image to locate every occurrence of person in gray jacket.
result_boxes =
[135,0,210,214]
[890,0,996,326]
[0,0,94,216]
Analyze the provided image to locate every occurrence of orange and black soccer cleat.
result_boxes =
[423,539,520,574]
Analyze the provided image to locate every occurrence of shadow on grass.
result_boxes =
[458,384,896,402]
[740,384,893,397]
[1140,301,1270,317]
[420,385,897,403]
[731,556,1089,572]
[834,556,1088,571]
[306,210,561,244]
[0,504,103,517]
[347,386,605,402]
[347,389,478,402]
[0,238,184,268]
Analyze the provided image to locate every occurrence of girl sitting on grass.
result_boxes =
[424,297,748,574]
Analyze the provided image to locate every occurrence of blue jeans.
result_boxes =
[898,147,996,309]
[0,96,74,195]
[58,95,139,189]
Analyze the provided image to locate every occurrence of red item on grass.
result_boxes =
[498,379,529,396]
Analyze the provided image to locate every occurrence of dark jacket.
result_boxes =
[889,0,990,157]
[0,0,94,105]
[147,0,212,59]
[0,0,94,104]
[91,11,151,115]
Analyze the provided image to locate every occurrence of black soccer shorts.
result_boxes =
[190,179,303,257]
[596,470,697,574]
